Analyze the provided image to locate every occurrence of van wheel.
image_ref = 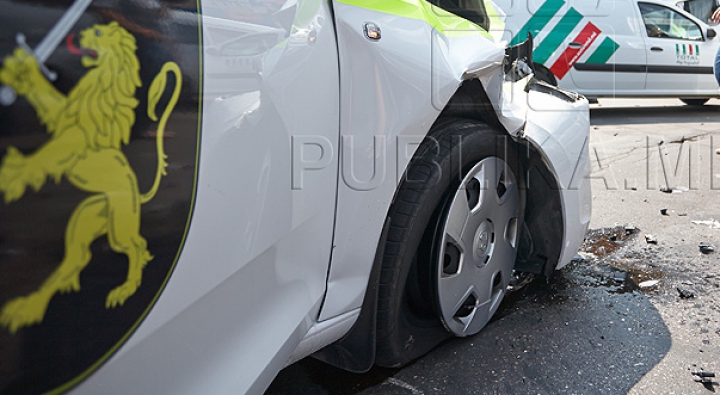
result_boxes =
[533,63,557,86]
[375,118,522,367]
[680,98,709,106]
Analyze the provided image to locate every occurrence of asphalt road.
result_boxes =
[266,98,720,395]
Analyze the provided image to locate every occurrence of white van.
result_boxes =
[496,0,720,104]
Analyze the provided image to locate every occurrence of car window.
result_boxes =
[427,0,490,31]
[639,2,703,41]
[681,0,717,25]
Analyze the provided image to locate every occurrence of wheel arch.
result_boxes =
[437,78,565,278]
[314,79,565,371]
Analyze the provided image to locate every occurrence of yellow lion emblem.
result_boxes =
[0,21,181,334]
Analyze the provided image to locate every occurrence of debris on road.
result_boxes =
[645,234,658,244]
[691,370,718,391]
[639,280,660,289]
[582,227,639,257]
[692,371,716,378]
[692,219,720,229]
[699,243,715,255]
[660,208,668,216]
[677,288,695,299]
[612,271,627,283]
[660,187,688,194]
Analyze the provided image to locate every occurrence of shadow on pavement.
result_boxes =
[266,259,672,395]
[590,103,720,126]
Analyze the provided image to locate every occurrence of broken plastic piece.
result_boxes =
[677,288,695,299]
[692,371,716,378]
[699,243,715,254]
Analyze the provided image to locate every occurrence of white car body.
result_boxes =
[0,0,590,394]
[496,0,720,99]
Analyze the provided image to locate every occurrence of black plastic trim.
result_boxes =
[311,217,391,372]
[574,63,713,74]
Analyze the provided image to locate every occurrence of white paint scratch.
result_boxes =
[386,378,425,395]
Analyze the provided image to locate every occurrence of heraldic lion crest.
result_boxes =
[0,21,182,334]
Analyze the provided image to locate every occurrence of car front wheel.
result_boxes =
[375,118,523,367]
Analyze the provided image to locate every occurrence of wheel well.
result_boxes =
[438,79,505,130]
[514,141,564,278]
[438,78,564,277]
[315,79,565,370]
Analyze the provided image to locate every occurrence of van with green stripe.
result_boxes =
[496,0,720,104]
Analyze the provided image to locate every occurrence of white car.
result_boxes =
[497,0,720,104]
[0,0,590,394]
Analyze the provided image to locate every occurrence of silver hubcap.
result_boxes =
[437,157,520,336]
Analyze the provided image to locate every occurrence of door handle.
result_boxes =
[651,46,663,52]
[568,42,582,49]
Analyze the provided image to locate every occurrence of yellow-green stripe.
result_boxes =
[336,0,492,38]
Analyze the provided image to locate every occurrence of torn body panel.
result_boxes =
[495,73,591,271]
[443,57,591,275]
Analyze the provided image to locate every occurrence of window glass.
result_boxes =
[639,2,703,40]
[428,0,490,31]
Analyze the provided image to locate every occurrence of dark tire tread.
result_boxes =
[375,118,516,367]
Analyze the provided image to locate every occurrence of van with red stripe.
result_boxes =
[496,0,720,105]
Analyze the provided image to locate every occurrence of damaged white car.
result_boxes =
[0,0,590,394]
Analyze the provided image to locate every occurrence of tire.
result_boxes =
[375,118,523,367]
[533,63,558,86]
[680,98,709,106]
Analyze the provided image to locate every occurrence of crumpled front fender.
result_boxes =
[493,75,592,270]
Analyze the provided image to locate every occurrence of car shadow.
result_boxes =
[590,102,720,126]
[265,257,672,395]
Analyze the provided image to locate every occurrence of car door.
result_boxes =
[71,0,341,394]
[639,2,717,94]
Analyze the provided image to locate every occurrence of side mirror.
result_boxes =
[708,28,717,39]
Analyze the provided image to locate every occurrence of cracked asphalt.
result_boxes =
[266,98,720,395]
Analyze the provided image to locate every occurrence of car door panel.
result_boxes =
[72,1,340,393]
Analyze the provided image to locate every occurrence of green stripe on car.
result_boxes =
[484,0,505,36]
